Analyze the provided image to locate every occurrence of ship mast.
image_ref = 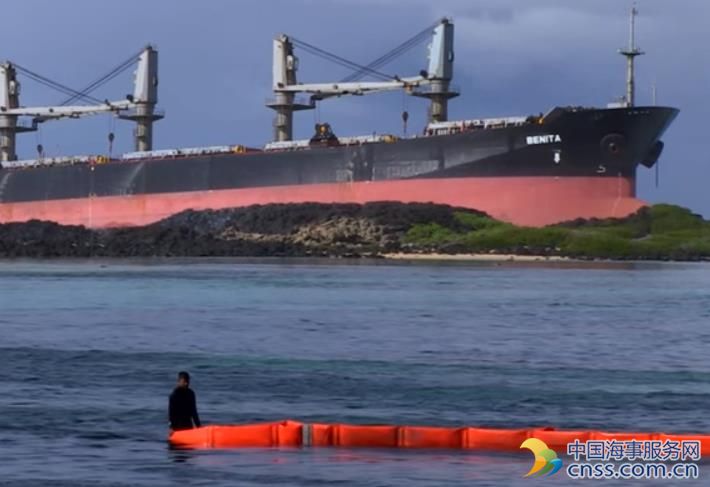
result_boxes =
[411,19,458,123]
[266,36,315,142]
[119,46,164,152]
[0,63,27,162]
[619,5,644,107]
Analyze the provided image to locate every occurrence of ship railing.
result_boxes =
[2,158,42,169]
[2,144,253,170]
[410,83,461,96]
[264,96,314,109]
[264,139,311,151]
[424,115,530,136]
[120,144,249,160]
[2,154,106,169]
[119,108,167,118]
[339,134,398,145]
[263,133,398,151]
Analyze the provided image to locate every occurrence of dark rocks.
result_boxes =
[0,220,97,257]
[0,202,471,258]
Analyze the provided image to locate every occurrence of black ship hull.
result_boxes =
[0,106,678,227]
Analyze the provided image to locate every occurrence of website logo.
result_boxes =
[521,438,563,477]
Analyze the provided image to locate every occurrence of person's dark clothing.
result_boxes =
[169,387,201,430]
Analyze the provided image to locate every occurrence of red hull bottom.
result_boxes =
[0,176,643,228]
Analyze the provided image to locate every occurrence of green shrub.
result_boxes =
[404,223,458,245]
[464,226,567,249]
[453,211,504,231]
[648,204,706,234]
[402,204,710,260]
[561,232,635,258]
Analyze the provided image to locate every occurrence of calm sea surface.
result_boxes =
[1,259,709,486]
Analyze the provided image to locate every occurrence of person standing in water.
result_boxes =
[169,371,201,431]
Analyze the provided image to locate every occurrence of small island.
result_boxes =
[0,202,709,261]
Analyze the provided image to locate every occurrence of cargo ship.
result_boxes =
[0,11,678,228]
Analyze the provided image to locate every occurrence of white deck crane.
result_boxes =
[119,46,164,152]
[0,46,160,162]
[266,18,456,142]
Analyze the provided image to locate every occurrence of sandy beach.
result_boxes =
[382,252,572,262]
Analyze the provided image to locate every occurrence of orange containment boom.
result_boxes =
[168,420,710,455]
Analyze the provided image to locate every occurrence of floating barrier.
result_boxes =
[168,420,710,454]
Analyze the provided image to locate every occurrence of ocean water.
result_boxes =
[1,259,709,486]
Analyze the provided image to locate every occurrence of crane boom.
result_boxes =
[276,76,427,97]
[3,100,133,119]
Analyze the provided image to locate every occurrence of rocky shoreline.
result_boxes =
[1,202,709,261]
[0,203,458,258]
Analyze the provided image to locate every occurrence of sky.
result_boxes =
[1,0,708,216]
